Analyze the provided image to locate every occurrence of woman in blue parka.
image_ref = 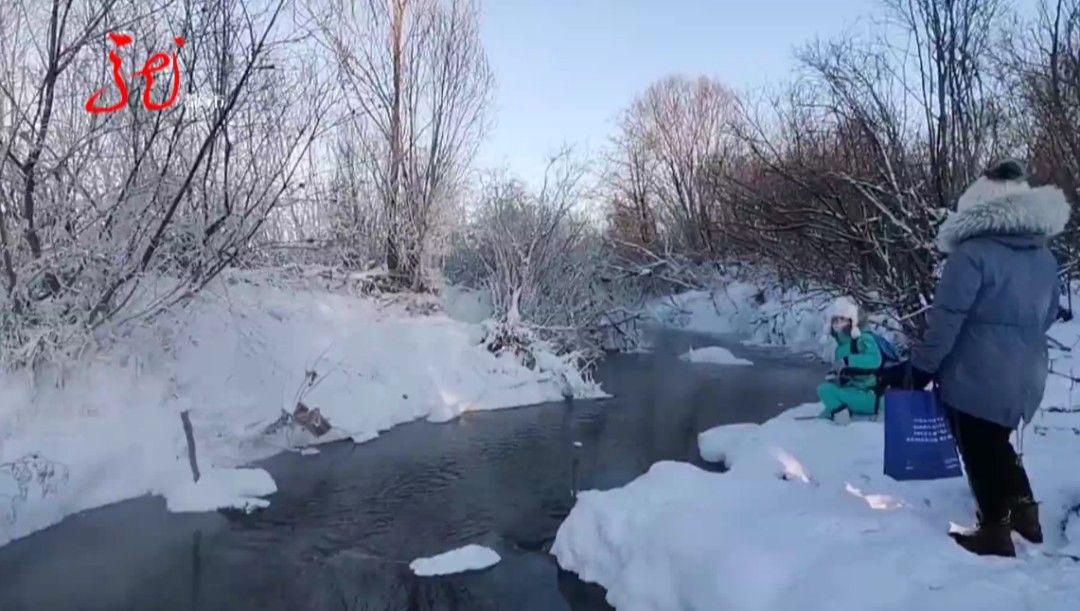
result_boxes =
[880,160,1069,557]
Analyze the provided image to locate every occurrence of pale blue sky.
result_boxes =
[476,0,878,184]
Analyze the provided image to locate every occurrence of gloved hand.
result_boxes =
[878,361,934,390]
[838,364,874,377]
[877,364,904,389]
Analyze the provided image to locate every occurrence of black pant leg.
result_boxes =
[1000,426,1035,502]
[949,408,1012,522]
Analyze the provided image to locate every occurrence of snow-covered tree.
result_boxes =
[314,0,494,290]
[0,0,329,368]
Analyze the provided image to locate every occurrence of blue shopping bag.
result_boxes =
[883,388,962,481]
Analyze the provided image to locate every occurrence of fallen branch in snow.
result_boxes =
[1043,405,1080,413]
[1049,336,1072,352]
[258,402,334,442]
[664,294,690,315]
[1032,424,1080,436]
[1049,368,1080,383]
[180,410,201,483]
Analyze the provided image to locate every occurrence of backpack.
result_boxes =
[849,329,902,366]
[868,331,902,366]
[849,330,903,418]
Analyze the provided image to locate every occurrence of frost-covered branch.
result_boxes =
[446,151,645,361]
[0,0,330,369]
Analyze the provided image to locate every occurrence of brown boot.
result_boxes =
[1010,498,1043,544]
[949,517,1016,557]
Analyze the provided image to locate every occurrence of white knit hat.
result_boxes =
[955,159,1031,214]
[824,296,861,338]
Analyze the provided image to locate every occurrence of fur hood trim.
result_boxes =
[937,185,1071,253]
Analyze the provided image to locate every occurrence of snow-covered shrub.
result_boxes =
[478,319,599,399]
[0,2,327,370]
[446,155,645,361]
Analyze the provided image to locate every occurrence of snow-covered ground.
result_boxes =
[0,274,603,547]
[164,467,277,514]
[553,284,1080,610]
[409,544,502,577]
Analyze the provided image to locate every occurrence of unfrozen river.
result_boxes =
[0,329,823,610]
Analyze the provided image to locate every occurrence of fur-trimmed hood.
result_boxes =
[936,185,1071,253]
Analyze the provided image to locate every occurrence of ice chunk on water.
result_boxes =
[409,544,501,577]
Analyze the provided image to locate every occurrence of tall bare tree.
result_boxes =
[317,0,493,290]
[1001,0,1080,270]
[612,76,739,259]
[602,118,658,250]
[886,0,1009,208]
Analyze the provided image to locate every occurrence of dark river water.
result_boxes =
[0,329,824,610]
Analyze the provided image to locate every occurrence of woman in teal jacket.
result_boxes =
[817,297,882,419]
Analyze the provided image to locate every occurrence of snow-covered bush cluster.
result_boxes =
[652,271,892,357]
[446,154,651,362]
[0,0,501,373]
[0,1,325,369]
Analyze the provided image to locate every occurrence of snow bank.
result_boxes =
[0,274,604,547]
[552,275,1080,610]
[554,399,1080,610]
[409,544,501,576]
[679,346,753,366]
[653,277,903,361]
[555,333,1080,611]
[652,280,832,354]
[164,468,276,513]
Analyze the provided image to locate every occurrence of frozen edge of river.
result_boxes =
[0,278,603,548]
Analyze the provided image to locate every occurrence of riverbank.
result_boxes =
[553,300,1080,611]
[0,273,603,547]
[0,329,823,610]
